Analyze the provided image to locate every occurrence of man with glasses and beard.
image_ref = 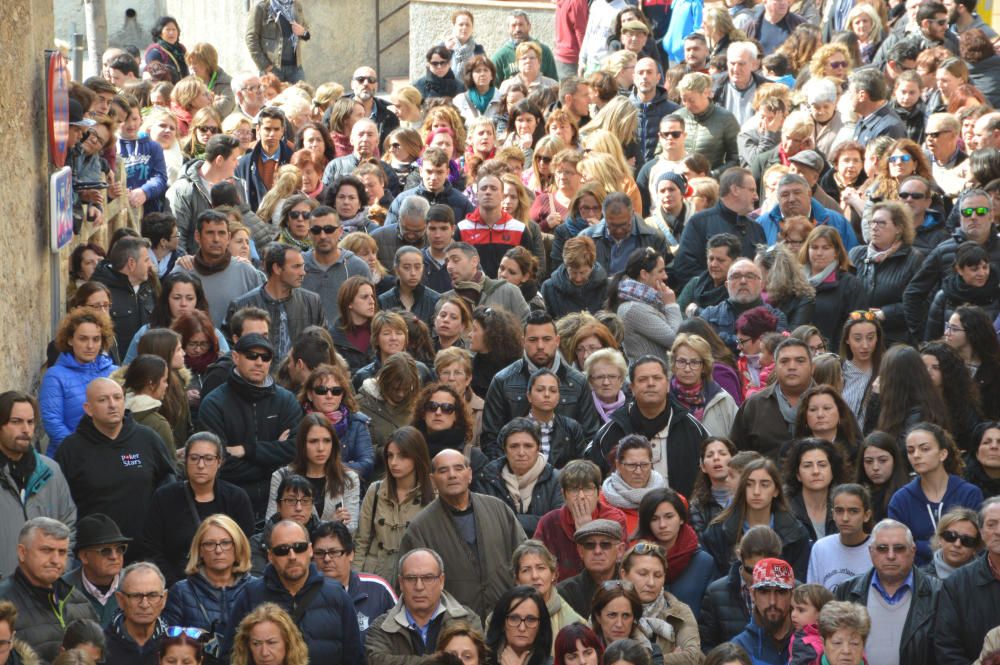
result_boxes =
[696,259,788,353]
[731,558,795,665]
[222,520,363,664]
[342,66,399,143]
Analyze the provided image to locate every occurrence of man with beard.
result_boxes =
[697,259,787,352]
[731,558,795,665]
[222,520,363,664]
[343,66,398,143]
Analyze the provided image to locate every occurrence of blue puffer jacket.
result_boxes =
[163,572,253,665]
[39,352,117,455]
[338,411,375,481]
[757,199,859,250]
[222,564,364,665]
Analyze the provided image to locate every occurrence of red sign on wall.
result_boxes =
[47,51,70,168]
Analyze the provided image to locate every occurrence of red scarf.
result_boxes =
[777,145,793,166]
[665,523,700,583]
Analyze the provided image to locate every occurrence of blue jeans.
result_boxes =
[274,64,305,83]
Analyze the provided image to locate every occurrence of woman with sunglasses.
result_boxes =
[943,305,1000,420]
[354,427,434,579]
[861,141,933,237]
[411,383,486,475]
[161,515,253,665]
[414,45,466,101]
[182,107,223,161]
[274,194,317,252]
[632,489,716,616]
[477,417,564,537]
[889,422,983,565]
[484,585,552,665]
[298,363,373,481]
[619,541,702,663]
[924,507,983,580]
[838,311,885,426]
[589,582,663,661]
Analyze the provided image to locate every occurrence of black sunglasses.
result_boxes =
[659,130,683,139]
[354,76,377,84]
[288,210,312,221]
[941,530,979,548]
[310,224,340,235]
[242,350,273,362]
[270,541,310,557]
[425,401,457,414]
[898,191,927,200]
[312,385,345,396]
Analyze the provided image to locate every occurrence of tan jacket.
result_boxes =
[366,590,482,665]
[353,480,429,581]
[645,591,705,665]
[244,0,308,72]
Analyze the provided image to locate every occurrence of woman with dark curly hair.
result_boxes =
[920,341,982,453]
[321,175,376,234]
[40,307,118,455]
[294,120,335,167]
[411,382,488,487]
[889,422,983,565]
[143,16,189,83]
[67,243,106,302]
[944,305,1000,419]
[793,385,863,466]
[469,305,523,398]
[862,140,933,228]
[782,438,848,541]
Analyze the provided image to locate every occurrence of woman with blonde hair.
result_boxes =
[142,108,183,185]
[161,514,253,661]
[498,41,559,98]
[222,112,254,152]
[525,135,567,195]
[738,83,791,166]
[581,97,641,169]
[390,85,423,128]
[602,49,639,93]
[169,75,211,137]
[340,233,393,293]
[807,43,853,87]
[383,127,424,185]
[310,81,344,122]
[421,104,467,151]
[670,334,738,435]
[185,41,235,117]
[230,603,310,665]
[702,7,749,57]
[755,243,816,328]
[578,151,643,213]
[847,3,885,64]
[181,106,223,161]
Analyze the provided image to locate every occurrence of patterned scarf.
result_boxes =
[269,0,299,50]
[638,592,676,644]
[306,403,350,439]
[865,239,901,264]
[279,225,312,251]
[340,209,370,235]
[669,377,706,419]
[617,278,667,315]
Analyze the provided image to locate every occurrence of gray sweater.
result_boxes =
[617,300,682,361]
[171,260,265,329]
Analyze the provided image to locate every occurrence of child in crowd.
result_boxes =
[788,583,835,665]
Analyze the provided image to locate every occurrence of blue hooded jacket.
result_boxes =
[731,616,792,665]
[39,352,117,455]
[117,135,168,213]
[888,475,984,565]
[757,199,859,250]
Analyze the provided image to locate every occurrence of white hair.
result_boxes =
[119,561,166,591]
[803,77,839,105]
[870,519,915,547]
[727,41,759,62]
[231,72,258,96]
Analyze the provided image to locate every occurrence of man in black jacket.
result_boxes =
[91,236,155,353]
[482,311,600,459]
[104,562,169,665]
[0,518,98,662]
[670,168,763,290]
[935,498,1000,665]
[55,379,176,559]
[383,148,474,230]
[833,519,939,665]
[226,243,325,365]
[588,356,707,497]
[556,519,625,618]
[235,106,294,212]
[678,233,741,317]
[200,306,270,400]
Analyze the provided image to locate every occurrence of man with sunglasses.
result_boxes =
[63,514,130,626]
[556,519,625,617]
[344,66,399,144]
[250,474,320,575]
[226,243,325,365]
[833,519,939,665]
[302,205,371,329]
[903,187,1000,340]
[873,1,959,67]
[224,519,364,665]
[925,113,967,199]
[197,334,302,521]
[899,176,950,254]
[641,115,689,207]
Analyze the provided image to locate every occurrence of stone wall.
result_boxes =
[409,0,555,81]
[54,0,160,76]
[0,1,56,392]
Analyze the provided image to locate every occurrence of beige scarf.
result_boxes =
[501,455,547,513]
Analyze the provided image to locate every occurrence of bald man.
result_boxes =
[321,117,401,194]
[55,378,175,561]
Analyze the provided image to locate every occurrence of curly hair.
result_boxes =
[782,437,849,497]
[870,138,933,201]
[230,603,309,665]
[776,24,823,73]
[755,243,815,305]
[412,382,474,445]
[735,306,779,340]
[472,305,523,365]
[55,307,115,354]
[808,43,853,80]
[919,341,981,436]
[299,362,359,413]
[421,105,467,151]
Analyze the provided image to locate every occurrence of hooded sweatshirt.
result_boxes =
[731,616,792,665]
[887,475,984,565]
[540,262,610,319]
[117,135,168,213]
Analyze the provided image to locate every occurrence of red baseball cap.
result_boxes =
[751,558,795,590]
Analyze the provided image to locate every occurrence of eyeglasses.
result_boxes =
[314,548,349,560]
[736,337,753,348]
[425,401,457,414]
[87,302,112,311]
[166,627,208,641]
[312,385,345,396]
[0,639,11,652]
[729,272,761,282]
[195,126,220,135]
[278,497,313,507]
[848,310,876,322]
[121,591,165,604]
[400,573,442,585]
[961,207,990,217]
[581,540,616,551]
[200,539,234,551]
[288,210,312,221]
[887,154,913,164]
[944,322,965,333]
[565,486,597,497]
[186,340,211,350]
[89,544,128,558]
[270,541,310,556]
[932,17,949,24]
[590,373,621,383]
[873,543,910,554]
[941,530,979,548]
[809,343,827,354]
[310,224,340,235]
[659,130,683,139]
[242,351,273,362]
[870,217,891,228]
[673,358,703,369]
[354,76,378,84]
[428,60,450,68]
[506,614,541,628]
[620,461,652,472]
[828,61,849,69]
[188,453,220,466]
[898,191,927,200]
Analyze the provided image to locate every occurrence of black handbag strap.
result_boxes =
[365,480,381,557]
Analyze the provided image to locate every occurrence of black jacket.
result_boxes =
[196,370,302,518]
[965,455,1000,498]
[55,414,176,554]
[474,457,564,537]
[225,284,326,352]
[221,564,364,665]
[702,508,812,580]
[676,272,728,314]
[849,243,924,346]
[925,270,1000,341]
[588,398,708,498]
[834,566,940,665]
[199,353,234,401]
[377,283,441,327]
[103,615,165,665]
[630,87,680,163]
[142,479,255,586]
[385,181,476,230]
[235,140,295,212]
[770,293,815,330]
[811,270,867,349]
[890,99,927,144]
[903,228,1000,341]
[935,553,1000,665]
[698,562,751,652]
[788,492,836,543]
[0,568,98,663]
[912,210,951,254]
[556,569,600,619]
[670,202,767,290]
[91,260,155,353]
[413,69,466,100]
[540,263,610,320]
[331,324,376,373]
[482,358,600,460]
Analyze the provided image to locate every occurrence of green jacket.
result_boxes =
[491,38,558,84]
[365,591,482,665]
[675,103,740,178]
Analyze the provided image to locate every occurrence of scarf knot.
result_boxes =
[501,455,547,513]
[865,240,901,264]
[602,470,667,510]
[669,377,706,419]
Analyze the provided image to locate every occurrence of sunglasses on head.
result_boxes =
[166,627,209,641]
[354,76,377,84]
[425,401,457,414]
[941,530,979,548]
[848,310,876,322]
[288,210,312,221]
[961,207,990,217]
[312,385,345,396]
[242,350,273,362]
[310,224,340,235]
[888,154,913,164]
[270,541,310,557]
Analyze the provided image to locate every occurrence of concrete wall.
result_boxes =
[409,0,555,81]
[54,0,160,76]
[0,1,56,392]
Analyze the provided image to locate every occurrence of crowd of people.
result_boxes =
[9,0,1000,664]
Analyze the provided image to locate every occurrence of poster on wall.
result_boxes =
[50,167,73,252]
